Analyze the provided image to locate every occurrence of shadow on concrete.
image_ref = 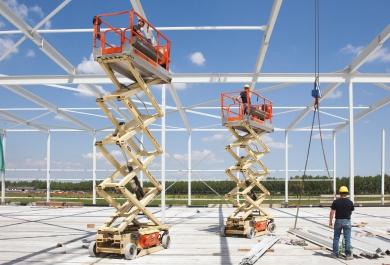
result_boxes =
[1,232,94,265]
[218,205,232,265]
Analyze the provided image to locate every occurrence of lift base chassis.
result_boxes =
[91,225,170,259]
[224,216,275,238]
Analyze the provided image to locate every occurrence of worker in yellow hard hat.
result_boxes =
[329,185,354,260]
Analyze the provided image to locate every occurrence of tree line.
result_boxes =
[2,175,389,196]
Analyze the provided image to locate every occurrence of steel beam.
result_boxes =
[0,1,75,74]
[287,83,341,130]
[347,25,390,73]
[251,0,283,88]
[1,73,389,85]
[288,24,390,130]
[2,84,92,131]
[0,0,71,61]
[0,26,266,35]
[334,94,390,132]
[0,110,48,132]
[169,84,191,133]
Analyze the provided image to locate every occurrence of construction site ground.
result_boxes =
[0,205,389,265]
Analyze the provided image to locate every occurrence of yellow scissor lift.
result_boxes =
[88,10,172,260]
[220,90,276,238]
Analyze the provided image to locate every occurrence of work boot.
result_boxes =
[330,252,339,259]
[345,255,353,260]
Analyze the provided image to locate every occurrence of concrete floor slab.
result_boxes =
[0,206,389,264]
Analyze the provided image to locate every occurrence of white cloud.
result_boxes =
[30,5,44,18]
[5,0,45,21]
[24,158,81,168]
[313,133,332,140]
[173,149,223,163]
[340,44,364,56]
[54,114,65,121]
[340,44,390,63]
[82,150,122,161]
[189,51,206,66]
[0,38,18,57]
[201,133,226,142]
[74,84,104,97]
[44,20,52,29]
[5,0,28,20]
[76,53,104,74]
[327,90,342,99]
[262,135,291,149]
[26,49,35,58]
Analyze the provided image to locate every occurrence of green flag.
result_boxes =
[0,133,4,173]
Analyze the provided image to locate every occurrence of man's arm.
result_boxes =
[329,209,335,227]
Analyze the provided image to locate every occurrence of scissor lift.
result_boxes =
[88,10,171,260]
[220,90,275,238]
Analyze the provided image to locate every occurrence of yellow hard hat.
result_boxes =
[339,186,349,193]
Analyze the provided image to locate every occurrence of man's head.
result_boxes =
[244,84,250,91]
[138,20,145,27]
[339,186,349,197]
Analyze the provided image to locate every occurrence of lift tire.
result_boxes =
[161,232,171,249]
[247,228,255,239]
[88,241,97,257]
[268,222,276,233]
[124,243,137,260]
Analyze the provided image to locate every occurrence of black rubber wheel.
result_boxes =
[268,222,276,233]
[124,243,137,260]
[161,232,171,249]
[88,241,97,257]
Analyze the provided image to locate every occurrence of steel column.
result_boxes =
[187,133,192,206]
[382,129,386,205]
[140,134,144,187]
[285,131,289,203]
[161,84,166,222]
[1,130,6,204]
[92,132,96,205]
[46,132,51,202]
[348,80,355,202]
[333,131,337,198]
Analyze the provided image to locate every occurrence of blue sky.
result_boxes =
[0,0,389,183]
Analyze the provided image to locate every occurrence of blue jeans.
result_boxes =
[333,219,352,255]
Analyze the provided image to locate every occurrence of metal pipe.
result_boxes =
[285,131,289,203]
[46,132,51,202]
[381,129,386,205]
[333,131,337,198]
[188,133,192,206]
[348,80,355,202]
[92,132,96,205]
[161,85,166,222]
[1,130,6,204]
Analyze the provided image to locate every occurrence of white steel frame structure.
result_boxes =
[0,0,389,206]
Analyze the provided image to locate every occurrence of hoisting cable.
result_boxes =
[293,0,332,229]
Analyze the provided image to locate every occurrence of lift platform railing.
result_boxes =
[93,10,171,70]
[221,90,273,124]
